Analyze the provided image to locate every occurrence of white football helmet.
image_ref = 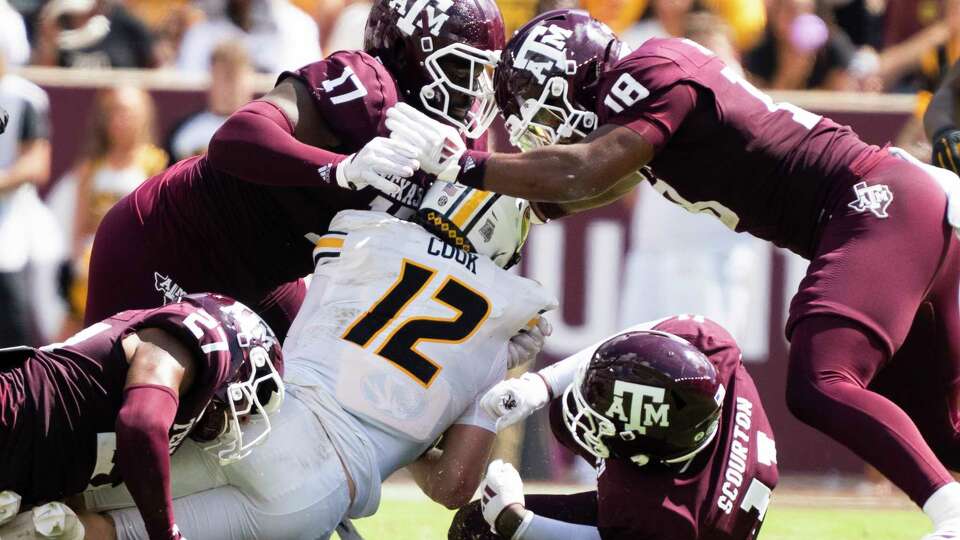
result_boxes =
[417,182,531,268]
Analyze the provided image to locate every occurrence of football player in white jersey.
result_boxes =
[76,182,557,540]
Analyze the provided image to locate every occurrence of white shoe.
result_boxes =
[0,491,21,526]
[0,502,85,540]
[923,518,960,540]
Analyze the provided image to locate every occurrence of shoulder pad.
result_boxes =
[136,300,232,384]
[277,51,400,152]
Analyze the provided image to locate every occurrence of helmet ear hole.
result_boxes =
[420,36,434,53]
[392,34,408,65]
[580,58,601,93]
[672,391,688,410]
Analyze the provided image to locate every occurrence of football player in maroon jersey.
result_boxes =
[389,9,960,539]
[0,293,284,540]
[448,315,777,540]
[83,0,505,343]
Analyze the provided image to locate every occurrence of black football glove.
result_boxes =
[932,127,960,174]
[0,106,7,135]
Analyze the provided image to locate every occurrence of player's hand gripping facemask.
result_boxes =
[387,102,467,182]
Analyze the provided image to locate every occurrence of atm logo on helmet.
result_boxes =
[514,25,574,84]
[605,381,671,434]
[390,0,452,37]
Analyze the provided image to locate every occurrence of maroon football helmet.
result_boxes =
[562,330,724,467]
[364,0,505,138]
[183,294,285,464]
[494,9,624,150]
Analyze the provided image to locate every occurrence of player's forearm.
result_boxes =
[408,448,474,509]
[538,170,646,220]
[473,145,614,203]
[409,434,490,510]
[115,385,181,540]
[207,100,349,188]
[463,125,652,205]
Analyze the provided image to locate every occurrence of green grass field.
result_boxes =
[348,485,932,540]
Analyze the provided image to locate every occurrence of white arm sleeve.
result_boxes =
[453,346,508,432]
[452,395,497,433]
[539,318,669,396]
[520,514,603,540]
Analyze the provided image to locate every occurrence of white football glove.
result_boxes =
[386,102,466,182]
[481,372,551,431]
[481,460,526,534]
[336,136,419,195]
[507,317,553,369]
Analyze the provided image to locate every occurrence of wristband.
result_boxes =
[530,202,570,223]
[535,372,554,401]
[332,153,355,189]
[456,150,489,189]
[510,510,534,540]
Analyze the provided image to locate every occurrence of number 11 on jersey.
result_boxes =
[342,259,491,387]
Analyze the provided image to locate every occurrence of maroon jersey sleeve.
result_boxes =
[596,43,701,152]
[278,51,399,151]
[131,301,235,441]
[206,100,349,188]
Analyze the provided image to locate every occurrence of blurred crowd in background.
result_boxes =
[3,0,958,91]
[0,0,954,353]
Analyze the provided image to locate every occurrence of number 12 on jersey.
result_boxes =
[342,259,491,387]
